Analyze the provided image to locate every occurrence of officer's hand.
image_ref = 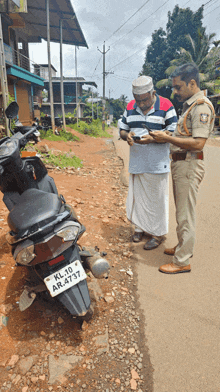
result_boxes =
[127,131,135,146]
[149,131,168,143]
[135,134,153,144]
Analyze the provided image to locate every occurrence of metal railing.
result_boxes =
[4,43,43,78]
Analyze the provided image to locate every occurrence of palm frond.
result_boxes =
[179,47,194,62]
[186,33,195,55]
[199,73,209,82]
[165,66,177,76]
[156,79,171,89]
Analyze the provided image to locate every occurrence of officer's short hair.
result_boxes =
[171,63,200,88]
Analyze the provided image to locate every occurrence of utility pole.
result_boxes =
[75,46,78,125]
[46,0,55,133]
[98,42,110,130]
[92,88,94,119]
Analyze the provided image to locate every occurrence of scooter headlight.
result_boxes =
[56,226,79,242]
[16,244,36,265]
[0,140,17,156]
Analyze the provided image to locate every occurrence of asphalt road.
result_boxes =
[113,129,220,392]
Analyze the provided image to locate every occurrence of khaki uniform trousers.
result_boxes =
[171,158,205,266]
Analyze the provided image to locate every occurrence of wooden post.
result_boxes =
[0,14,9,136]
[46,0,55,133]
[92,88,93,119]
[75,45,78,125]
[60,19,66,132]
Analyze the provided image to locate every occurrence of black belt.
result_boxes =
[172,152,203,162]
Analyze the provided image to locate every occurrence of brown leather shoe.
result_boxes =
[132,232,143,242]
[164,246,177,255]
[159,262,191,274]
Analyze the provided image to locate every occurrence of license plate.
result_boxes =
[44,260,87,297]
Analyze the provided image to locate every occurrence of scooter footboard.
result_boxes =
[57,279,91,316]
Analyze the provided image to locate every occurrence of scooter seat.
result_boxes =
[7,189,62,234]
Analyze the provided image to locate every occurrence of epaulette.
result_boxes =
[178,98,215,136]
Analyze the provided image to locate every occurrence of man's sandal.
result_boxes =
[144,237,164,250]
[132,232,143,243]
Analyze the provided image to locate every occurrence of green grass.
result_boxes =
[43,152,83,169]
[40,129,79,142]
[68,119,112,138]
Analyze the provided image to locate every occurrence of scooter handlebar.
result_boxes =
[15,126,38,148]
[23,126,38,138]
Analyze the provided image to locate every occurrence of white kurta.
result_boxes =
[126,173,169,236]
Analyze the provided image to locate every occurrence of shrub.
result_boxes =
[43,151,83,169]
[39,128,79,142]
[68,119,112,138]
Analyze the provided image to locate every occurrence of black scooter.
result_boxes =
[0,102,110,318]
[41,114,63,131]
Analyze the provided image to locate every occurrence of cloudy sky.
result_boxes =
[30,0,220,102]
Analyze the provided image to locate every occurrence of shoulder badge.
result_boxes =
[200,113,209,124]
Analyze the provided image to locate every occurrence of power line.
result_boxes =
[91,55,102,77]
[111,0,169,48]
[183,0,191,7]
[203,0,215,6]
[204,0,219,10]
[113,73,133,80]
[106,0,151,42]
[109,46,146,71]
[183,0,214,8]
[204,3,220,17]
[112,75,133,82]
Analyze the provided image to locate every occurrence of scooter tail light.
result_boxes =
[16,245,36,265]
[48,255,65,266]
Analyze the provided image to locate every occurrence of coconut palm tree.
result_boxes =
[156,30,220,94]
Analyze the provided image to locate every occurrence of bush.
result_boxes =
[39,128,79,142]
[43,151,83,169]
[68,119,112,138]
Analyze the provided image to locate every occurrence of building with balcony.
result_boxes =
[0,0,88,127]
[40,69,97,118]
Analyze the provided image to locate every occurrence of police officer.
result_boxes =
[150,63,215,274]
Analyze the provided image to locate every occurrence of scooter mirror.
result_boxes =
[5,101,19,119]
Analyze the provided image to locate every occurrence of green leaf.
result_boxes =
[156,79,171,89]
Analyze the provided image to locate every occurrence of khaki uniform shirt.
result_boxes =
[170,91,215,154]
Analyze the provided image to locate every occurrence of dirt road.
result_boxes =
[113,129,220,392]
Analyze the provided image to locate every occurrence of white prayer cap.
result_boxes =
[132,76,154,95]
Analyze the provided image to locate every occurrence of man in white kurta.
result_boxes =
[119,76,177,249]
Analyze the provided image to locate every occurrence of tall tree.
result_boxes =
[156,31,220,95]
[140,5,205,85]
[166,5,204,57]
[141,28,170,83]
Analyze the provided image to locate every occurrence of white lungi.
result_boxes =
[126,173,169,236]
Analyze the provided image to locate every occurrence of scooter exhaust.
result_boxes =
[84,250,110,279]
